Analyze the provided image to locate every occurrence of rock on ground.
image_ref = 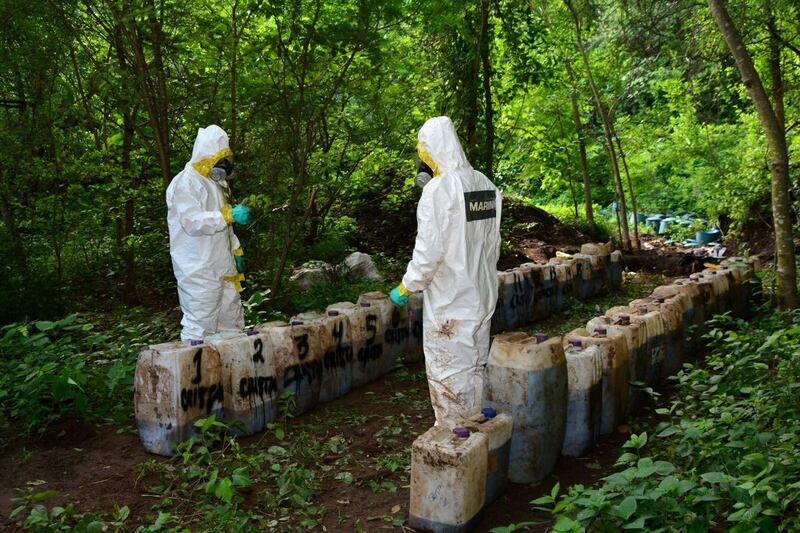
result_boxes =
[340,252,382,281]
[290,261,334,290]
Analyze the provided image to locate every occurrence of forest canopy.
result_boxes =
[1,0,798,321]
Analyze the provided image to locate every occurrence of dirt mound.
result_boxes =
[500,199,592,269]
[352,195,592,271]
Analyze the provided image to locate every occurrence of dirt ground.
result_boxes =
[0,360,646,532]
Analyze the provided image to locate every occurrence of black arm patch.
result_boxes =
[464,190,497,222]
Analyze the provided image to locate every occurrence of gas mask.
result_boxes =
[415,160,433,189]
[211,158,234,183]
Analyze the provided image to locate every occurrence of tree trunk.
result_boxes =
[614,132,641,250]
[565,0,630,250]
[479,0,494,179]
[709,0,797,309]
[231,0,240,151]
[566,60,596,234]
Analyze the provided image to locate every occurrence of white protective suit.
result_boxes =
[402,116,502,426]
[166,125,245,341]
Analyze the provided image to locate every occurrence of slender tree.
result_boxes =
[564,0,631,250]
[708,0,797,309]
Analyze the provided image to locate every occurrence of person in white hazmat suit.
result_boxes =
[390,116,502,427]
[166,125,251,342]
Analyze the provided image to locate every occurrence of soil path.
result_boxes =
[1,359,650,532]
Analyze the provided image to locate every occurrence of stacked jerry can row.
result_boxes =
[492,243,621,332]
[136,294,402,455]
[408,257,760,531]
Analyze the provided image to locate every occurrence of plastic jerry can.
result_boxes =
[627,305,666,387]
[673,278,708,346]
[716,265,747,318]
[586,314,647,416]
[358,291,408,372]
[258,320,324,416]
[327,301,385,388]
[510,266,536,326]
[572,254,594,300]
[485,332,567,483]
[522,263,548,322]
[689,273,720,318]
[409,426,488,533]
[580,243,611,292]
[609,250,623,290]
[207,331,278,436]
[568,327,629,434]
[544,264,559,314]
[293,311,354,403]
[651,285,697,358]
[550,257,580,301]
[630,296,686,380]
[721,258,755,317]
[605,307,656,408]
[699,268,731,316]
[407,292,425,363]
[135,341,225,456]
[550,262,572,311]
[492,271,514,333]
[561,339,603,457]
[458,408,513,506]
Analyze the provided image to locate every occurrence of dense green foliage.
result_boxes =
[2,0,799,322]
[527,307,800,531]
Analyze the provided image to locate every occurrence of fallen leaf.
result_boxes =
[617,425,631,434]
[336,500,350,506]
[391,505,401,514]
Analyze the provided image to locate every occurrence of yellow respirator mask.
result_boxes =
[416,142,440,177]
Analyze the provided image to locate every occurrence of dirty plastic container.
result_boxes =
[586,314,647,416]
[550,256,581,301]
[568,327,629,434]
[510,266,536,326]
[652,284,699,357]
[606,304,664,392]
[672,278,709,354]
[572,254,594,300]
[358,291,408,372]
[407,293,425,363]
[631,296,686,380]
[690,272,723,316]
[493,271,514,332]
[621,305,666,387]
[258,320,324,416]
[561,339,603,457]
[580,243,611,292]
[550,262,572,311]
[721,258,756,317]
[409,426,488,533]
[485,332,567,483]
[609,250,623,290]
[207,332,278,436]
[327,301,385,388]
[293,311,354,403]
[135,341,225,455]
[701,268,732,316]
[458,408,513,506]
[520,264,545,321]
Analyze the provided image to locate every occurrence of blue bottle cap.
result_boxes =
[481,407,497,419]
[246,329,257,336]
[291,320,304,326]
[189,339,203,346]
[327,310,340,317]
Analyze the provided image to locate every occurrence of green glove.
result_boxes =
[232,203,251,225]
